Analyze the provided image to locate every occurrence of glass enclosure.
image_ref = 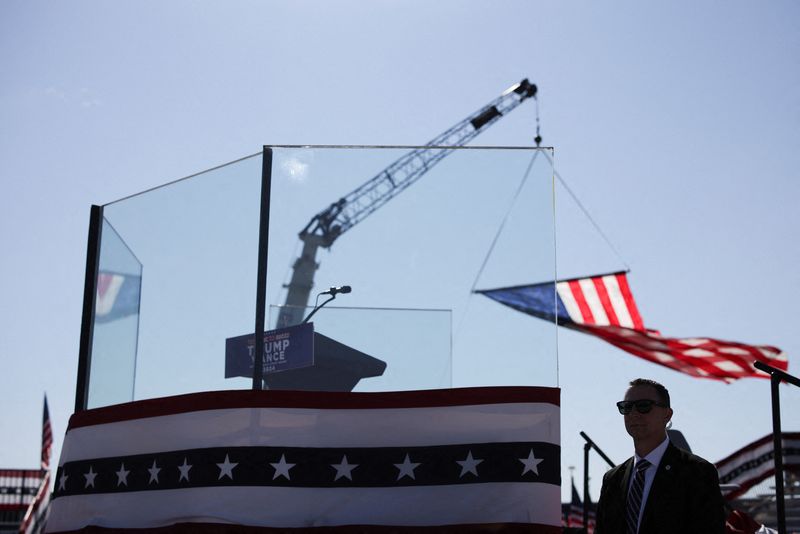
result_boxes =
[268,305,452,392]
[93,154,262,407]
[88,219,142,407]
[85,146,556,409]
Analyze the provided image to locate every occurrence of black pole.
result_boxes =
[753,360,800,534]
[770,374,786,534]
[579,432,615,534]
[75,205,104,412]
[755,360,800,388]
[583,442,590,533]
[253,148,273,390]
[580,431,616,468]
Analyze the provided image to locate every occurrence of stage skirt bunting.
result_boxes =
[46,387,561,533]
[716,432,800,500]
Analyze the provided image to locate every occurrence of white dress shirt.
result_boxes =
[628,436,670,532]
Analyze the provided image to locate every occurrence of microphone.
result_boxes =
[322,285,352,296]
[302,285,352,324]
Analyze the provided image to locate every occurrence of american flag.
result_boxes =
[95,272,141,323]
[41,396,52,470]
[476,271,787,382]
[47,387,562,533]
[564,478,595,532]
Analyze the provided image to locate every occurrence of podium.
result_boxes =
[265,332,386,392]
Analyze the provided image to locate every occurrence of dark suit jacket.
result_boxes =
[595,442,726,534]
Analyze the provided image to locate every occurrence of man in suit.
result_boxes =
[595,378,726,534]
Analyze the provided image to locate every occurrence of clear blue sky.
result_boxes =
[1,1,799,503]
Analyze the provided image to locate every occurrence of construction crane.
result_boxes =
[278,78,538,327]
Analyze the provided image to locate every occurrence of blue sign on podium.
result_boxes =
[225,322,315,378]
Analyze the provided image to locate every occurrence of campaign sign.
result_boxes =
[225,322,314,378]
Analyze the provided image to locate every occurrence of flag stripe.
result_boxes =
[593,276,620,326]
[566,280,595,323]
[67,387,559,430]
[576,324,787,382]
[614,273,644,330]
[556,282,583,323]
[579,278,609,325]
[47,485,561,532]
[602,274,634,328]
[61,402,559,463]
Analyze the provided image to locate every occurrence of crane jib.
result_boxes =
[278,79,538,328]
[470,106,502,130]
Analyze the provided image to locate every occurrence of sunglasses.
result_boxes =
[616,399,668,415]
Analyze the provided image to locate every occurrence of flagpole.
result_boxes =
[754,361,800,534]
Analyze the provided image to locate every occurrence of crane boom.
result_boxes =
[278,79,537,327]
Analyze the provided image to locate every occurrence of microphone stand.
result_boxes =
[754,361,800,534]
[302,286,351,324]
[301,294,336,324]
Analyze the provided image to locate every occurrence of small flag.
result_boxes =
[565,477,595,532]
[47,387,562,532]
[41,396,52,470]
[95,271,141,323]
[476,271,787,382]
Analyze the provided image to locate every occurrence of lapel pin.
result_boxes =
[665,465,671,471]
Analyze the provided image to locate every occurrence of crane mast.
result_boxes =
[278,79,537,327]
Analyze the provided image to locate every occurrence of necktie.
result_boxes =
[626,458,651,534]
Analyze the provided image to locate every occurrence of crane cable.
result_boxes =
[468,149,541,294]
[456,148,540,344]
[467,96,631,297]
[543,149,631,272]
[458,143,630,344]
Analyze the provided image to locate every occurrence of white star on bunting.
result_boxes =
[115,463,130,486]
[178,458,192,482]
[217,454,238,480]
[83,466,97,488]
[519,449,543,476]
[58,472,68,491]
[270,454,295,480]
[394,454,421,481]
[331,455,358,481]
[148,460,161,484]
[456,450,483,477]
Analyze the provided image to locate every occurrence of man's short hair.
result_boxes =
[629,378,671,407]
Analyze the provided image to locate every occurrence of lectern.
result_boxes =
[265,332,386,392]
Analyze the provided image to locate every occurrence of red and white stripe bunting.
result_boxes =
[47,388,561,533]
[716,432,800,500]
